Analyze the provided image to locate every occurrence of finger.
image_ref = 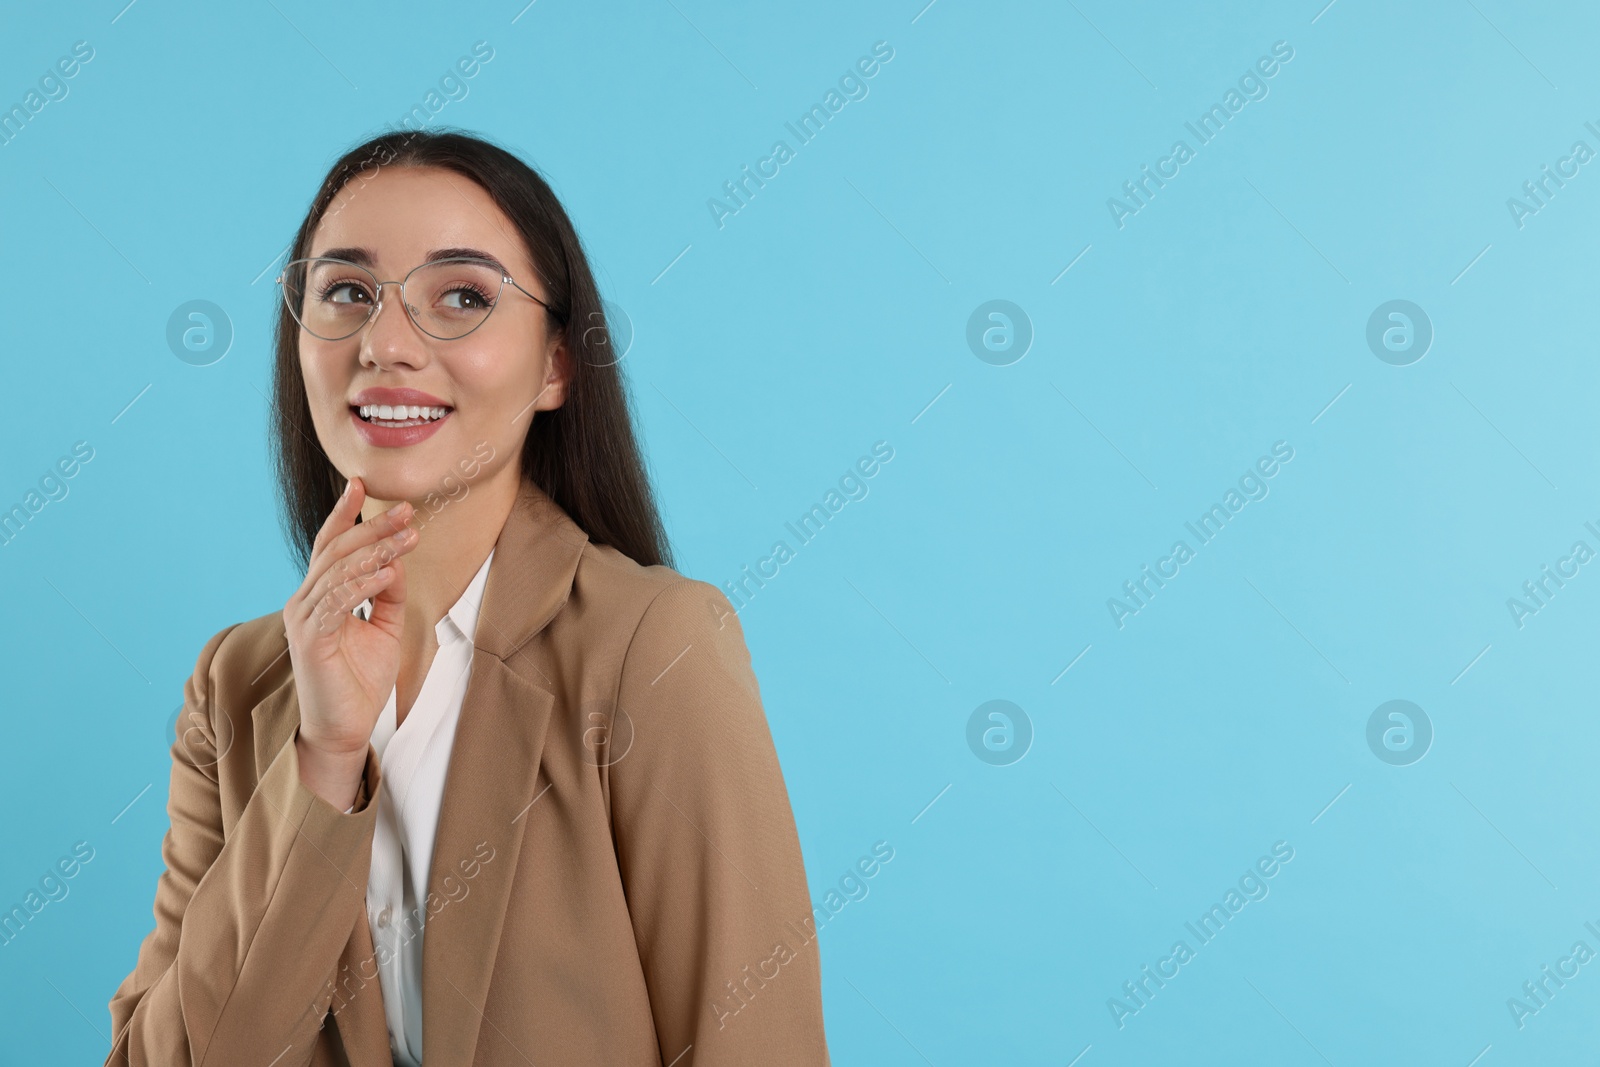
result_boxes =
[306,479,408,582]
[363,555,408,637]
[308,557,402,635]
[294,500,415,617]
[301,523,419,625]
[308,475,364,563]
[300,476,369,602]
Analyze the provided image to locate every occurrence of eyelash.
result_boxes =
[315,279,371,301]
[449,284,495,305]
[313,281,496,304]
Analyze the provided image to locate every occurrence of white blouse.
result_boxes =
[347,547,495,1067]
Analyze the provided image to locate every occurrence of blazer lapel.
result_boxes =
[420,477,589,1062]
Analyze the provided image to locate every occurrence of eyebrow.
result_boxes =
[311,246,512,275]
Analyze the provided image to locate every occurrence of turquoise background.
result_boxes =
[2,0,1598,1063]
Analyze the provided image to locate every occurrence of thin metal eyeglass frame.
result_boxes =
[275,255,561,341]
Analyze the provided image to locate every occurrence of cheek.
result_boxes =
[297,347,354,429]
[300,343,353,392]
[298,344,332,391]
[451,346,538,407]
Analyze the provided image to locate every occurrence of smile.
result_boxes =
[355,404,452,427]
[349,405,453,448]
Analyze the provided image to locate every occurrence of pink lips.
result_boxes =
[350,407,450,448]
[348,386,453,448]
[350,387,449,408]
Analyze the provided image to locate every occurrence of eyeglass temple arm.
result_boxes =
[505,276,554,312]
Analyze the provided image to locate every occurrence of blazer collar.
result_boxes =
[255,476,589,1063]
[470,475,591,663]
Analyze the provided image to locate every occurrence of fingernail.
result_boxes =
[385,502,407,519]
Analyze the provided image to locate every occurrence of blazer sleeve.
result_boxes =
[104,623,384,1067]
[610,579,830,1065]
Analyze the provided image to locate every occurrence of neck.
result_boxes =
[360,464,520,650]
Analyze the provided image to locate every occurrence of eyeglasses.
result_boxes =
[276,255,561,341]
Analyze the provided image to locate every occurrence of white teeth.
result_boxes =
[358,404,449,422]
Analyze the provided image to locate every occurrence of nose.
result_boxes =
[359,280,430,371]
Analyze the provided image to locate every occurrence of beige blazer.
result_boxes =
[105,477,830,1065]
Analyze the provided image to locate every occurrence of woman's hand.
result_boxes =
[282,476,418,804]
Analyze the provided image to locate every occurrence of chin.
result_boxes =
[332,458,420,499]
[343,424,498,493]
[360,471,434,503]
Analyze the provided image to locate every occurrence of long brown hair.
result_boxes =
[269,128,672,572]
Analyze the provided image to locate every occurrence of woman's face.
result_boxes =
[297,164,568,507]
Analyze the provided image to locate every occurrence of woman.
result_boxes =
[104,130,830,1065]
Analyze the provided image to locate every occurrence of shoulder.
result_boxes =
[181,607,296,713]
[211,607,293,680]
[165,609,296,791]
[586,549,777,808]
[570,541,743,647]
[565,541,754,693]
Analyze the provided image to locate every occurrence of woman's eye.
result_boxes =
[324,282,372,304]
[441,287,490,311]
